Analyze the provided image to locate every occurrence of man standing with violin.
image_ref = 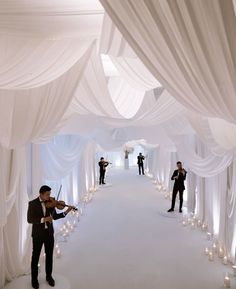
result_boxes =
[27,185,73,289]
[98,157,109,185]
[168,161,187,213]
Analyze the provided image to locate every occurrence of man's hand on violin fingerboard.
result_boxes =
[44,216,53,223]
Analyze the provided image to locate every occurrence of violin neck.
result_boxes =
[64,204,77,210]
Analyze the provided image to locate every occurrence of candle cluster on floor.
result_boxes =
[181,213,236,288]
[146,175,236,288]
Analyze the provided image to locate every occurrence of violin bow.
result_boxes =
[51,184,62,218]
[56,185,62,201]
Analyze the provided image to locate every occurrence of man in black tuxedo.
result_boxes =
[168,161,187,213]
[98,157,109,185]
[137,153,145,175]
[27,185,73,289]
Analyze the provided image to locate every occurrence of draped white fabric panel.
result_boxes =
[100,0,236,122]
[0,43,94,148]
[0,36,92,89]
[0,0,104,38]
[175,136,233,177]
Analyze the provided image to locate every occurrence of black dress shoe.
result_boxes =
[167,208,174,212]
[102,182,106,185]
[46,276,55,287]
[179,209,182,213]
[31,279,39,289]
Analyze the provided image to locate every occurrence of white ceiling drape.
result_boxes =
[0,43,94,148]
[100,0,236,122]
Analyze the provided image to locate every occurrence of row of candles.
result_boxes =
[148,177,236,287]
[181,214,236,288]
[149,178,236,288]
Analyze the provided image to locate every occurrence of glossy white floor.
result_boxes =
[4,168,235,289]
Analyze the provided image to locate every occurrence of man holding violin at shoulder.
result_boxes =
[98,157,110,185]
[27,185,73,289]
[168,161,187,213]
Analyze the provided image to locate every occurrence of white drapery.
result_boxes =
[1,0,236,286]
[100,1,236,122]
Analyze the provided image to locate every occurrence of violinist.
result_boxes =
[27,185,73,289]
[168,161,187,213]
[137,152,145,175]
[98,157,109,185]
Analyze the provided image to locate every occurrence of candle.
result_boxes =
[224,274,230,288]
[206,232,211,240]
[197,220,202,227]
[56,249,61,258]
[205,247,209,255]
[219,247,224,258]
[232,265,236,276]
[208,251,214,261]
[212,243,217,253]
[182,220,187,226]
[202,223,207,231]
[223,256,228,265]
[191,222,195,229]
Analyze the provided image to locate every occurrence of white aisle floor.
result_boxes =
[5,168,234,289]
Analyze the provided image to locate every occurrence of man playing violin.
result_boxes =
[98,157,109,185]
[168,161,187,213]
[27,185,73,289]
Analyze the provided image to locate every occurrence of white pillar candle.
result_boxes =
[191,222,195,229]
[208,251,214,261]
[223,256,228,265]
[205,247,209,255]
[224,274,230,288]
[212,243,218,253]
[219,247,224,258]
[182,220,187,226]
[197,220,202,227]
[56,249,61,258]
[206,232,211,240]
[232,265,236,276]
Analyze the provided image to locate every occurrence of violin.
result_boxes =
[45,197,77,211]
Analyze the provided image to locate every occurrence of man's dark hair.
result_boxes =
[39,185,51,194]
[176,161,182,165]
[100,157,104,160]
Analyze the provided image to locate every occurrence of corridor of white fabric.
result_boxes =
[2,1,236,289]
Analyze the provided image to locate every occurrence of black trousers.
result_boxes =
[99,170,105,184]
[171,187,184,210]
[31,229,54,281]
[138,163,144,175]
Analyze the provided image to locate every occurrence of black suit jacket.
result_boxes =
[27,197,65,238]
[98,161,108,172]
[137,156,145,165]
[171,169,187,190]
